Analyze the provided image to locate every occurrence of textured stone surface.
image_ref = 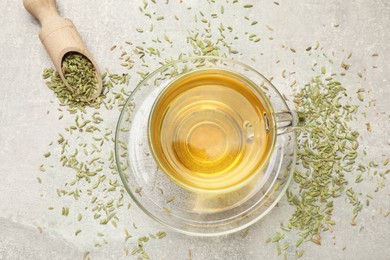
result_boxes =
[0,0,389,259]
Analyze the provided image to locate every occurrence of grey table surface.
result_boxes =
[0,0,389,259]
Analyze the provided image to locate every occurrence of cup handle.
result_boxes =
[275,111,300,135]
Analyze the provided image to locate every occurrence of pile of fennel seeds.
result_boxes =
[36,0,388,259]
[43,52,103,110]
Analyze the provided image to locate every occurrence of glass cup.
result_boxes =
[115,56,298,236]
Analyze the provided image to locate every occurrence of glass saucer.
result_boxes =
[115,56,296,236]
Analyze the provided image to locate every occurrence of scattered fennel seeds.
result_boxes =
[270,72,367,254]
[156,231,166,239]
[41,41,170,256]
[37,226,43,233]
[240,229,249,238]
[82,251,90,260]
[62,207,69,216]
[39,164,46,172]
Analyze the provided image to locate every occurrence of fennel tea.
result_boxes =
[149,69,275,191]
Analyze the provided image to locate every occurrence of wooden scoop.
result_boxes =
[23,0,102,100]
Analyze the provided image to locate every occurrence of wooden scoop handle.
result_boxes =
[23,0,60,26]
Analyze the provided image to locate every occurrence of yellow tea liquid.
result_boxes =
[149,69,275,191]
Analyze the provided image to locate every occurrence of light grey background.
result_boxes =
[0,0,389,259]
